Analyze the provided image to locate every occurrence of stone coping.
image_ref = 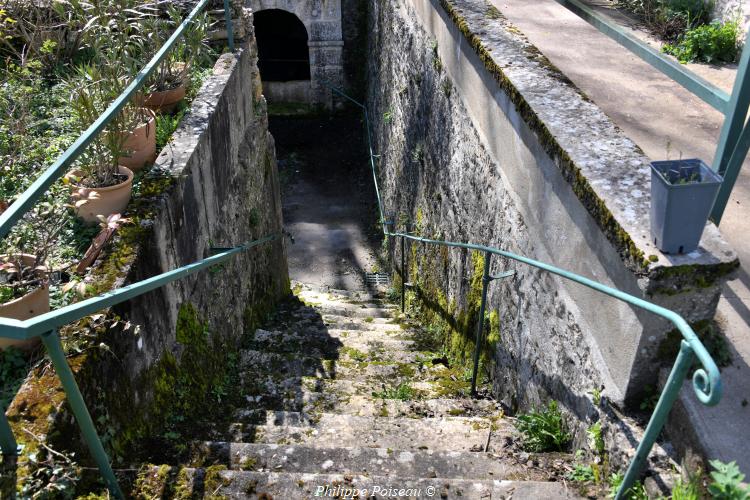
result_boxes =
[442,0,738,283]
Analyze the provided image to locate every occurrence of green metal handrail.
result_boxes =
[327,83,722,499]
[0,2,236,497]
[0,234,279,498]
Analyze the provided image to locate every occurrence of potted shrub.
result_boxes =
[138,8,211,113]
[66,66,134,223]
[0,198,67,351]
[139,58,188,113]
[650,158,723,254]
[119,105,157,172]
[0,253,50,351]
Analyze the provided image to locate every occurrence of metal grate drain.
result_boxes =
[364,272,390,285]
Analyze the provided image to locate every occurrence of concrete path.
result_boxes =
[491,0,750,473]
[269,113,381,290]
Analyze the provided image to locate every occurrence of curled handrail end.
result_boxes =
[692,366,722,406]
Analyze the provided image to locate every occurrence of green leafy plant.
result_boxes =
[663,20,740,64]
[0,346,29,408]
[608,472,649,499]
[372,382,416,401]
[138,6,213,94]
[588,421,606,456]
[671,471,702,500]
[567,463,596,483]
[617,0,711,42]
[515,400,571,452]
[65,64,131,187]
[156,109,187,151]
[19,431,82,499]
[640,384,660,412]
[708,460,750,499]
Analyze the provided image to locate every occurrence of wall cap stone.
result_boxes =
[442,0,738,287]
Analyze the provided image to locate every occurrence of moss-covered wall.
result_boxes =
[341,0,369,100]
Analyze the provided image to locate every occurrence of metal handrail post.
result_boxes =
[223,0,234,52]
[401,234,406,313]
[470,250,492,396]
[711,41,750,222]
[616,340,695,498]
[40,330,124,499]
[0,409,18,456]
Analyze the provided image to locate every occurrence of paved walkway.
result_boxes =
[269,113,381,290]
[491,0,750,473]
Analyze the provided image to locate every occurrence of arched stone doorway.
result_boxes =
[249,0,343,109]
[254,10,311,82]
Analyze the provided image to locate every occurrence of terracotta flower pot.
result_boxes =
[70,166,134,223]
[141,83,187,114]
[0,254,49,352]
[119,108,157,172]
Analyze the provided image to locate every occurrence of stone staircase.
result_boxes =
[136,283,578,498]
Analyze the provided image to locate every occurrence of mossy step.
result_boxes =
[229,411,510,452]
[240,376,445,414]
[153,468,579,499]
[247,327,413,352]
[244,335,422,362]
[234,396,503,421]
[239,349,442,384]
[320,314,404,331]
[192,441,543,480]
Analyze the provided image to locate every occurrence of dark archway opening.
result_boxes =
[253,9,311,82]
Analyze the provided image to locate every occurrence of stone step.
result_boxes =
[236,383,490,418]
[156,468,579,499]
[241,377,440,414]
[231,411,509,452]
[294,282,386,302]
[247,326,413,352]
[193,441,546,480]
[320,314,403,331]
[239,349,441,384]
[297,297,397,316]
[242,335,423,363]
[234,393,504,418]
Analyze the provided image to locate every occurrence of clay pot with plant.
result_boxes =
[65,66,134,223]
[0,199,68,351]
[138,7,212,113]
[119,105,157,171]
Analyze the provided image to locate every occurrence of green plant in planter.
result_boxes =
[0,197,68,306]
[65,64,128,188]
[139,7,213,98]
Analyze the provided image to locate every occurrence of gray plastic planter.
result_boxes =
[650,159,722,254]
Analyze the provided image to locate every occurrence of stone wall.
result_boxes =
[712,0,750,35]
[367,0,736,448]
[110,36,289,401]
[341,0,368,99]
[6,17,288,472]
